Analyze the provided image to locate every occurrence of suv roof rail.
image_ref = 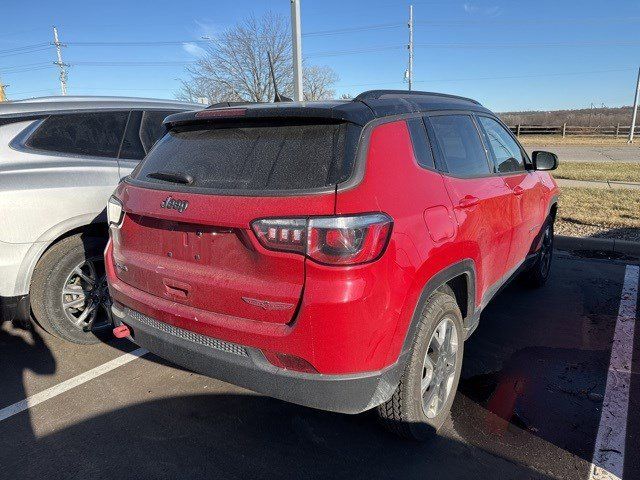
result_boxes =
[353,90,481,106]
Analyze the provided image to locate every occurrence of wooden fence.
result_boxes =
[507,124,640,137]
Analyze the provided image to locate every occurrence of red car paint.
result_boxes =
[105,99,558,381]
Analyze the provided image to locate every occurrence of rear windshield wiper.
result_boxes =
[146,171,193,185]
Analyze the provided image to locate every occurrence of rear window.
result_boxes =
[132,122,357,192]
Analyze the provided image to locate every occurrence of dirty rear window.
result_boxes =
[132,121,358,192]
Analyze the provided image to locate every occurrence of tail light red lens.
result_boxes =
[251,218,307,254]
[251,213,392,266]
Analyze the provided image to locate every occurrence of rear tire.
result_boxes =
[377,287,464,441]
[30,234,111,345]
[522,220,554,288]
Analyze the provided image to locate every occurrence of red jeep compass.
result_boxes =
[105,90,559,439]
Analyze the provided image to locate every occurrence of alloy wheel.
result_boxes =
[421,316,459,419]
[60,257,112,332]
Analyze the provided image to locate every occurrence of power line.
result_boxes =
[415,16,640,27]
[415,41,640,49]
[70,61,191,66]
[302,40,640,59]
[64,40,209,47]
[0,42,50,55]
[336,67,637,88]
[0,62,52,72]
[305,44,404,58]
[0,66,54,75]
[303,22,404,37]
[0,46,51,58]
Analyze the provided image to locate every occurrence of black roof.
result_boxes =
[164,90,493,128]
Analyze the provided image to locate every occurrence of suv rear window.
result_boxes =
[132,121,357,192]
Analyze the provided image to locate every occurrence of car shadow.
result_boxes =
[1,391,556,480]
[0,322,56,449]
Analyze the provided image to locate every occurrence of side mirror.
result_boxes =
[532,151,558,171]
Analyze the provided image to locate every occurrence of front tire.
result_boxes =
[522,220,554,288]
[377,287,464,441]
[30,234,112,345]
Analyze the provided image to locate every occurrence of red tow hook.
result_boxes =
[113,324,131,339]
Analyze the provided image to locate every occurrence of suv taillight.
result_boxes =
[251,213,392,266]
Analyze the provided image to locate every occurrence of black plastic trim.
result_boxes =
[114,306,405,414]
[400,259,477,355]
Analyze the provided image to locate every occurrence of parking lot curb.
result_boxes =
[556,235,640,257]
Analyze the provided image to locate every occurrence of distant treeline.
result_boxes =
[498,106,635,127]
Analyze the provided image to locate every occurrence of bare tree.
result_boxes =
[178,12,338,103]
[303,66,338,101]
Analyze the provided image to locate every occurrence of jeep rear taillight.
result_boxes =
[251,218,307,254]
[251,213,392,266]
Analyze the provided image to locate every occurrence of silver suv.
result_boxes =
[0,96,201,343]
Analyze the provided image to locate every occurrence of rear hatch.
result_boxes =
[112,114,361,325]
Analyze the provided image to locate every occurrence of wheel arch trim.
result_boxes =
[398,259,477,357]
[14,211,107,296]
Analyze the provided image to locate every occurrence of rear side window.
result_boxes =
[429,115,490,177]
[26,112,128,158]
[119,110,176,160]
[133,122,357,192]
[477,116,526,173]
[406,118,435,169]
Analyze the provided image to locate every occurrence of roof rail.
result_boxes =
[353,90,481,105]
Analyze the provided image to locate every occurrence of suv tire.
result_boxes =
[31,234,111,345]
[377,286,464,440]
[522,219,554,288]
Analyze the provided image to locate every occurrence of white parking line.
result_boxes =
[0,347,148,422]
[590,264,639,480]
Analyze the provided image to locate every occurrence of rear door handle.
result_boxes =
[458,195,479,208]
[512,185,525,196]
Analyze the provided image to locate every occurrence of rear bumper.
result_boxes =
[112,303,405,414]
[0,294,30,323]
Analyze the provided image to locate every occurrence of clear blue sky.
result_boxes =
[2,0,640,111]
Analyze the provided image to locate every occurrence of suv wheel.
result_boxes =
[522,220,554,288]
[30,234,112,344]
[377,286,464,440]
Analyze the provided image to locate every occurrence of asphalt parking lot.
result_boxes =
[1,251,638,480]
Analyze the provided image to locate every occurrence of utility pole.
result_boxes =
[629,66,640,143]
[0,75,8,102]
[52,26,69,95]
[290,0,303,101]
[408,4,414,91]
